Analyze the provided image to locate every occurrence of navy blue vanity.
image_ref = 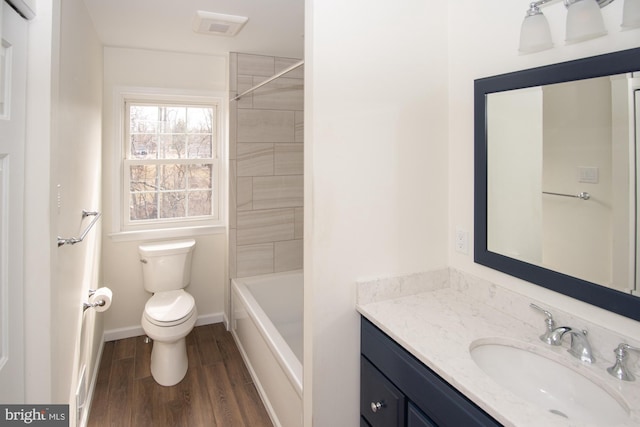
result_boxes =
[360,318,502,427]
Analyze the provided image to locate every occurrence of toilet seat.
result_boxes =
[144,290,195,327]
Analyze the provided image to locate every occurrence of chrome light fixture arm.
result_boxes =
[529,0,614,9]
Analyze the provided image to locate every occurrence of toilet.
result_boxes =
[139,239,198,386]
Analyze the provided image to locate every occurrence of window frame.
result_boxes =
[110,87,227,241]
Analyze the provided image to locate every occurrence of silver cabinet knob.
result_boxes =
[370,401,384,413]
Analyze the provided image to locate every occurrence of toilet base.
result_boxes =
[150,337,188,386]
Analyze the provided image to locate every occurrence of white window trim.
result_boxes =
[109,86,227,242]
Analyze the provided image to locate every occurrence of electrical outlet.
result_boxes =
[455,228,469,254]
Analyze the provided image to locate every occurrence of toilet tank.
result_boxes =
[138,239,196,293]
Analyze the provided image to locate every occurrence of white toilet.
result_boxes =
[139,239,198,386]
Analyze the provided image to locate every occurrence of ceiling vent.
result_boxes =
[193,11,249,37]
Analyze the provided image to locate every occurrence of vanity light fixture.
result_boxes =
[565,0,608,42]
[519,3,554,53]
[518,0,637,54]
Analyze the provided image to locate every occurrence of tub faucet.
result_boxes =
[558,328,596,363]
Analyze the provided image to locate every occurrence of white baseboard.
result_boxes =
[104,312,225,341]
[195,312,225,327]
[223,313,230,330]
[81,332,105,427]
[104,325,144,342]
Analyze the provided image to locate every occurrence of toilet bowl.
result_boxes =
[138,240,197,386]
[141,290,197,386]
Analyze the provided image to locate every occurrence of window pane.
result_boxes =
[186,107,213,133]
[129,165,157,191]
[188,134,213,158]
[160,164,186,190]
[160,192,186,218]
[130,134,156,159]
[189,164,212,190]
[159,134,186,159]
[188,191,212,216]
[130,192,158,220]
[160,106,186,134]
[130,105,159,133]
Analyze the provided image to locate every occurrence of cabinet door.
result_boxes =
[361,357,406,427]
[408,403,437,427]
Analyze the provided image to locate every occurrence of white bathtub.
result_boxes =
[231,270,303,427]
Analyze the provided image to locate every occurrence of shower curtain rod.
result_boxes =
[231,59,304,101]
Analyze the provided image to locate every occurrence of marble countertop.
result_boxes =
[356,271,640,427]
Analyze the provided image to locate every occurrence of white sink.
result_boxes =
[470,339,630,424]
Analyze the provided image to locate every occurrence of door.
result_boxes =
[0,1,27,403]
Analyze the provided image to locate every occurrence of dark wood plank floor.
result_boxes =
[88,323,274,427]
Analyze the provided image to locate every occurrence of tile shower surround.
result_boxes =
[229,53,304,278]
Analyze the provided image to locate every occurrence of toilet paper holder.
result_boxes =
[83,289,107,312]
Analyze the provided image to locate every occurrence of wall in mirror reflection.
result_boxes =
[487,72,639,296]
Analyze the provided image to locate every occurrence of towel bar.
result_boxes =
[542,191,590,200]
[57,210,102,247]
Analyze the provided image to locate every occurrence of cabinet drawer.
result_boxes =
[361,356,406,427]
[407,403,437,427]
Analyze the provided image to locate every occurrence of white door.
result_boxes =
[0,1,27,402]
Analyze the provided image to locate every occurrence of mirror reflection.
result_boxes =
[486,73,639,296]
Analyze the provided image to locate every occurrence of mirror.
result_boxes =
[475,47,640,322]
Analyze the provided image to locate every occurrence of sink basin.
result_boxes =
[470,339,629,424]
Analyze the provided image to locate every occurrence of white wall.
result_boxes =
[25,0,103,417]
[304,1,449,425]
[448,1,640,335]
[46,0,103,424]
[101,47,229,336]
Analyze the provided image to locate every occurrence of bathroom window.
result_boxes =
[119,94,224,236]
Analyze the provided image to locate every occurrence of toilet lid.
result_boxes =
[145,290,195,323]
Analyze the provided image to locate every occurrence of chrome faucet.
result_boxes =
[530,304,595,363]
[607,343,640,381]
[547,326,572,346]
[558,328,596,363]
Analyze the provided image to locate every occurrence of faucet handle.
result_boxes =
[530,303,557,344]
[607,343,640,381]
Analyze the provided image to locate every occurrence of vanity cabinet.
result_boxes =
[360,318,502,427]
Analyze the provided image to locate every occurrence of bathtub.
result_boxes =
[231,270,303,427]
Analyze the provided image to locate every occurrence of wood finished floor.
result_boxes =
[88,323,274,427]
